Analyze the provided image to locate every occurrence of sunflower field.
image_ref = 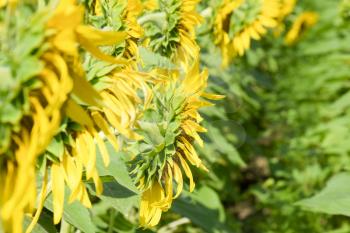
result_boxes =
[1,0,350,232]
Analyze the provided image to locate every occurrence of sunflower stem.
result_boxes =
[107,209,116,233]
[60,219,71,233]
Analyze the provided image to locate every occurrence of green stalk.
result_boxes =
[107,209,116,233]
[60,220,71,233]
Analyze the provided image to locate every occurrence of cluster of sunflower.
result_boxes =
[197,0,317,66]
[0,0,316,232]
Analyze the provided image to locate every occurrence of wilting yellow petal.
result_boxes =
[139,181,165,227]
[91,111,119,151]
[52,29,78,57]
[76,25,127,46]
[178,154,195,192]
[178,136,202,167]
[25,169,48,233]
[77,36,129,65]
[92,169,103,195]
[173,163,183,199]
[51,163,65,224]
[65,99,94,127]
[81,131,96,179]
[62,153,81,193]
[201,92,225,100]
[91,128,110,166]
[72,74,103,107]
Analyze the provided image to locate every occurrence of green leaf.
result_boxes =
[46,135,64,160]
[87,60,117,81]
[89,179,139,216]
[45,190,97,233]
[23,210,57,233]
[173,186,232,233]
[16,56,43,83]
[0,66,15,91]
[96,142,138,193]
[0,102,23,124]
[296,172,350,216]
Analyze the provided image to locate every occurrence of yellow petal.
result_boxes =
[91,128,110,166]
[51,163,65,224]
[25,169,48,233]
[78,36,129,65]
[201,92,225,100]
[76,26,127,46]
[91,111,119,151]
[72,74,103,107]
[173,163,183,199]
[92,169,103,195]
[178,154,195,192]
[65,99,94,127]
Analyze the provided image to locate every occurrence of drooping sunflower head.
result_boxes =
[140,0,202,66]
[127,61,223,227]
[213,0,280,66]
[284,11,318,45]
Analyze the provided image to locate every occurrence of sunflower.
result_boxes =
[140,0,202,68]
[44,0,149,227]
[47,0,170,226]
[284,11,318,45]
[0,3,74,231]
[0,0,129,231]
[127,60,223,228]
[214,0,280,66]
[89,0,144,60]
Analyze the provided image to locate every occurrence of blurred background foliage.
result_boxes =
[19,0,350,232]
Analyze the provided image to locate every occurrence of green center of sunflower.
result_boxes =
[228,0,262,37]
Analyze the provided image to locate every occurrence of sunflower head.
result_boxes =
[214,0,280,66]
[284,11,318,45]
[140,0,202,65]
[126,61,222,227]
[85,0,144,60]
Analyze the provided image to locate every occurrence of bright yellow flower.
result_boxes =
[284,11,318,45]
[214,0,280,66]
